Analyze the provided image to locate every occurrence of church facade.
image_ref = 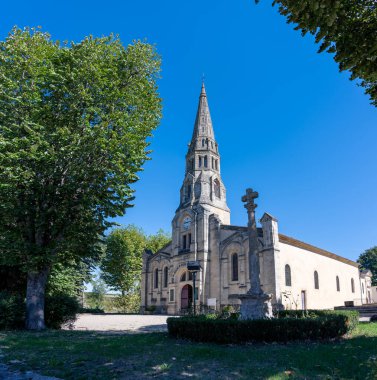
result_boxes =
[140,84,373,314]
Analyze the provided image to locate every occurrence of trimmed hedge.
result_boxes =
[167,310,359,343]
[276,309,359,331]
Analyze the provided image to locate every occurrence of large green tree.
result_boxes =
[358,246,377,286]
[101,226,170,312]
[262,0,377,106]
[0,27,161,329]
[101,226,147,298]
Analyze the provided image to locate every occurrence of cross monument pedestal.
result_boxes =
[239,188,273,320]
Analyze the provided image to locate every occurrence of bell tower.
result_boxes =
[172,83,230,257]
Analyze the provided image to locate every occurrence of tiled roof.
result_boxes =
[278,233,359,268]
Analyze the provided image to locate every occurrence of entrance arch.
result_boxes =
[181,284,193,310]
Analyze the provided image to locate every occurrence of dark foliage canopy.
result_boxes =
[263,0,377,106]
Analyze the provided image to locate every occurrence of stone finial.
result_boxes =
[241,188,258,211]
[242,188,259,230]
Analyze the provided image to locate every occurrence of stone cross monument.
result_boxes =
[239,188,273,319]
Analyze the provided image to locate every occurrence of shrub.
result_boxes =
[79,307,105,314]
[0,291,25,330]
[45,294,80,329]
[167,310,359,344]
[0,292,80,330]
[145,305,156,313]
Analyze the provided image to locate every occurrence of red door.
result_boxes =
[181,284,193,309]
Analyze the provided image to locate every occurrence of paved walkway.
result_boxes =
[69,313,169,333]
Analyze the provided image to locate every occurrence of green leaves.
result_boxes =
[101,226,171,295]
[0,27,162,271]
[358,246,377,286]
[265,0,377,106]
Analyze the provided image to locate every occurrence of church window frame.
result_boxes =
[285,264,292,287]
[336,276,340,292]
[202,139,205,147]
[154,268,159,289]
[182,235,187,250]
[204,155,208,168]
[231,253,239,281]
[169,289,175,302]
[188,271,193,281]
[314,271,319,289]
[199,156,202,167]
[351,278,355,293]
[163,267,168,288]
[214,178,221,199]
[215,159,218,170]
[212,157,214,169]
[180,272,186,282]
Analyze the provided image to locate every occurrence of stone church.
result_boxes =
[141,84,373,314]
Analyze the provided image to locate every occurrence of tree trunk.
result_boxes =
[26,268,49,330]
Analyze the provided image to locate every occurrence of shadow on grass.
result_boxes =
[1,327,377,379]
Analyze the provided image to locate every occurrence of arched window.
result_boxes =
[351,278,355,293]
[231,253,239,281]
[336,276,340,291]
[180,272,186,282]
[199,156,202,167]
[314,271,319,289]
[285,265,291,287]
[154,268,159,289]
[163,267,168,288]
[214,179,221,198]
[204,155,208,168]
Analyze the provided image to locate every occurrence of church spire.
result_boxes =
[189,82,216,151]
[175,82,230,226]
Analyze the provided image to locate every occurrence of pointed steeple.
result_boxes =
[190,82,215,150]
[174,82,230,229]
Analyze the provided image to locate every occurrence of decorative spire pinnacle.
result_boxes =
[200,81,206,97]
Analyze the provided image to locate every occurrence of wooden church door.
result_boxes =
[181,284,193,310]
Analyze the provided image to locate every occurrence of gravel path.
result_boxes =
[68,313,169,333]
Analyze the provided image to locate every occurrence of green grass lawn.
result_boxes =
[1,323,377,379]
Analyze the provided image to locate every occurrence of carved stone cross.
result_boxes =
[242,188,261,295]
[241,188,259,209]
[239,187,273,319]
[242,188,258,229]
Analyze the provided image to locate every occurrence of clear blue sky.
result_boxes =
[2,0,376,262]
